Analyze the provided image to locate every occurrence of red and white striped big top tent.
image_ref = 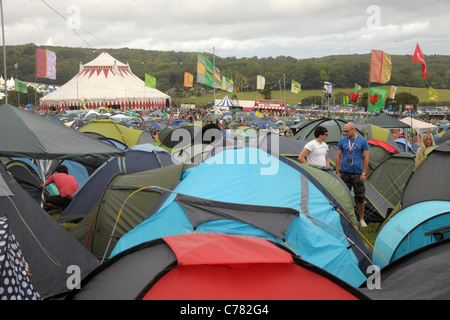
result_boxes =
[39,51,171,112]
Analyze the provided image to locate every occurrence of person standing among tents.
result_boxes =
[298,126,330,167]
[41,165,79,209]
[335,122,370,228]
[415,132,435,166]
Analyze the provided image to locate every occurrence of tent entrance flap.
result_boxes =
[174,194,299,241]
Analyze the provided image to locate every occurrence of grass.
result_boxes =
[178,86,450,107]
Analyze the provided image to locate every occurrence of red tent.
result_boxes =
[67,233,368,300]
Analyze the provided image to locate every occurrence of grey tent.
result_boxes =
[360,239,450,300]
[0,104,125,204]
[366,113,410,129]
[0,162,99,299]
[400,139,450,210]
[0,104,124,160]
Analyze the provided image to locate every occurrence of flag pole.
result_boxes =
[213,47,216,114]
[0,0,7,104]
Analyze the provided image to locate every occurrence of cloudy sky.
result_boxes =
[3,0,450,59]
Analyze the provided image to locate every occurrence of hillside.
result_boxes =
[3,44,450,104]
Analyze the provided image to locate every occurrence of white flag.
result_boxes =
[257,75,266,90]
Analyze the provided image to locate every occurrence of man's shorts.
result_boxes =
[340,172,365,203]
[46,195,72,208]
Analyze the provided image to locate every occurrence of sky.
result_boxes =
[3,0,450,59]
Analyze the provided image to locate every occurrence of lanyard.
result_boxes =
[348,136,357,152]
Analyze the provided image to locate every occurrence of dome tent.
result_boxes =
[40,51,171,112]
[67,233,369,300]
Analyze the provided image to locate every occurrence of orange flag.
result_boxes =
[369,50,392,84]
[184,72,194,87]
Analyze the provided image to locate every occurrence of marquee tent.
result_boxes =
[400,117,438,135]
[39,51,171,112]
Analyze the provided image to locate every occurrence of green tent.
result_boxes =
[293,118,364,143]
[71,163,196,260]
[367,152,415,210]
[78,119,154,147]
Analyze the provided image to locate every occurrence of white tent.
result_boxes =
[400,117,438,135]
[39,51,171,112]
[215,96,236,107]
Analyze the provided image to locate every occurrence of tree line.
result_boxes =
[2,43,450,98]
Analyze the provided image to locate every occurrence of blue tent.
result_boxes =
[59,144,180,222]
[373,200,450,269]
[110,147,371,287]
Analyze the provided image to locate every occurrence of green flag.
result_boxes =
[343,95,349,107]
[145,73,156,88]
[197,54,221,89]
[15,79,27,93]
[126,108,137,117]
[368,87,387,112]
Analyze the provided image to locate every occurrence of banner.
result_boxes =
[257,75,265,90]
[36,48,56,80]
[369,50,392,84]
[14,79,27,93]
[389,85,398,99]
[197,55,221,89]
[429,87,439,101]
[291,80,301,94]
[411,44,427,80]
[184,72,194,87]
[354,83,363,93]
[145,73,156,88]
[368,87,387,112]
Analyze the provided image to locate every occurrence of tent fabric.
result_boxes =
[373,201,450,269]
[0,216,41,300]
[67,233,369,300]
[110,147,371,287]
[400,140,450,209]
[39,51,171,112]
[0,105,125,161]
[358,124,401,151]
[400,117,438,134]
[60,144,179,222]
[78,119,154,147]
[367,152,415,208]
[367,114,410,129]
[293,118,364,143]
[361,239,450,300]
[0,162,99,299]
[215,96,236,107]
[71,163,197,260]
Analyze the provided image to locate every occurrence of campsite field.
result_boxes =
[179,86,450,107]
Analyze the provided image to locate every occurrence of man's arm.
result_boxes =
[361,149,369,182]
[298,148,310,164]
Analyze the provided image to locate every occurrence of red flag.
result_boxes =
[411,44,427,80]
[36,48,57,80]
